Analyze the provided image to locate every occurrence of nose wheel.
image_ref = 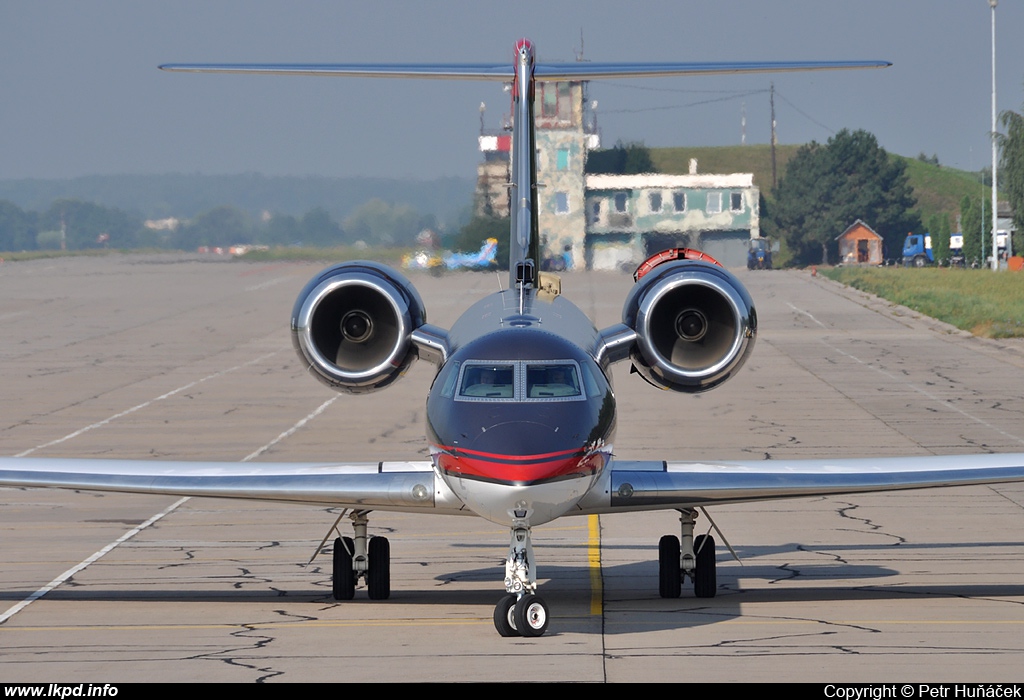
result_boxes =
[493,592,550,638]
[494,593,519,637]
[493,524,551,637]
[513,593,549,636]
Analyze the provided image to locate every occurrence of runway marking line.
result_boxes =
[0,497,189,625]
[825,340,1024,447]
[3,379,342,626]
[15,351,281,458]
[588,515,603,616]
[3,617,1023,634]
[786,302,827,328]
[787,300,1024,447]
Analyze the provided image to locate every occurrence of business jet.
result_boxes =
[2,41,1023,638]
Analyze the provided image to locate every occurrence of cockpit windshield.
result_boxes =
[454,360,587,402]
[525,364,580,398]
[458,364,515,398]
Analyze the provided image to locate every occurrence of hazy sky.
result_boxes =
[2,1,1022,181]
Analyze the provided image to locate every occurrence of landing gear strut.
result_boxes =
[658,508,716,598]
[331,510,390,600]
[493,525,550,637]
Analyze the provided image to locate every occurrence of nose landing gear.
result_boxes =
[493,525,551,637]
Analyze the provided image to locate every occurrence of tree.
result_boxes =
[928,212,951,265]
[0,200,35,252]
[998,107,1024,256]
[768,129,920,265]
[264,213,301,246]
[172,205,251,250]
[300,208,345,247]
[40,199,142,250]
[960,195,990,265]
[344,199,422,246]
[585,141,656,175]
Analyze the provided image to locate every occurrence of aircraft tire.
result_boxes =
[658,534,681,598]
[367,536,390,600]
[513,593,549,637]
[333,536,355,600]
[493,593,519,637]
[693,534,717,598]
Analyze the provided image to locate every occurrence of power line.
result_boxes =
[601,90,766,114]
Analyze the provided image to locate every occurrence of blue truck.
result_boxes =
[902,233,933,267]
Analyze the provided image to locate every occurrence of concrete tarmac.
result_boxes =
[1,255,1023,682]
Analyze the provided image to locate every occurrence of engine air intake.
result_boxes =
[623,259,756,393]
[291,261,426,394]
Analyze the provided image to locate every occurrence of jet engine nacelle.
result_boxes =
[623,260,756,393]
[291,261,427,394]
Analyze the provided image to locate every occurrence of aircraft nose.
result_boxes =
[467,420,561,452]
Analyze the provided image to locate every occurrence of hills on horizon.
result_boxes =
[0,173,476,229]
[0,143,986,232]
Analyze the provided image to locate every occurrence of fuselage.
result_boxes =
[425,287,615,526]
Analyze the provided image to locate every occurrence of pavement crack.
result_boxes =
[836,502,906,545]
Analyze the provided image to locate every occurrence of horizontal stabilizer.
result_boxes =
[160,60,890,81]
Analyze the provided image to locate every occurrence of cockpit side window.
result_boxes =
[437,361,461,398]
[579,362,603,398]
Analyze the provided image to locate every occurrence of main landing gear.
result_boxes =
[658,508,717,599]
[493,525,550,637]
[330,510,390,600]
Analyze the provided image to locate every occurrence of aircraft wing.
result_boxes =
[581,453,1024,513]
[159,60,889,81]
[0,458,465,514]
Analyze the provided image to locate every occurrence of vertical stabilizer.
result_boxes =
[508,40,540,290]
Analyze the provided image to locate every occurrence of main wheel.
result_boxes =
[693,534,717,598]
[513,593,549,637]
[367,536,390,600]
[658,534,681,598]
[914,255,927,268]
[332,536,355,600]
[493,593,519,637]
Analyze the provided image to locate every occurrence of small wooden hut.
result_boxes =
[836,219,883,265]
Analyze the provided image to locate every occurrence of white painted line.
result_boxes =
[244,276,290,292]
[15,351,280,457]
[824,340,1024,447]
[0,310,29,323]
[787,302,827,329]
[0,497,189,625]
[2,387,338,625]
[242,396,338,462]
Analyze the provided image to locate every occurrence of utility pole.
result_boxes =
[770,83,777,189]
[990,0,1000,269]
[741,101,746,145]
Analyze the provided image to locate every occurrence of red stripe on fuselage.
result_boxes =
[433,443,584,462]
[433,445,604,485]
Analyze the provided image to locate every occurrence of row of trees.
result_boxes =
[765,129,920,265]
[999,106,1024,256]
[0,198,443,253]
[771,104,1024,267]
